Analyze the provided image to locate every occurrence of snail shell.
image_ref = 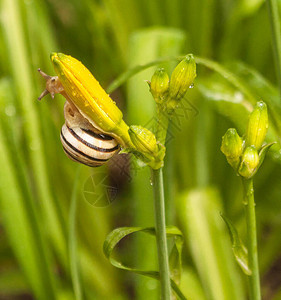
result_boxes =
[60,101,120,167]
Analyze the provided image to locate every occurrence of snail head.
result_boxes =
[38,68,64,100]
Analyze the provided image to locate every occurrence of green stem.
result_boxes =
[151,105,171,299]
[152,168,172,300]
[156,107,170,145]
[242,178,261,300]
[267,0,281,101]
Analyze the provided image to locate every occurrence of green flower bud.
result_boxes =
[128,125,164,169]
[246,101,268,150]
[129,125,158,155]
[168,54,196,107]
[221,128,243,170]
[238,146,260,178]
[150,68,169,104]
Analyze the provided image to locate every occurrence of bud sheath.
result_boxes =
[246,101,268,150]
[129,125,158,155]
[150,68,169,104]
[221,128,243,170]
[238,146,259,178]
[168,54,196,102]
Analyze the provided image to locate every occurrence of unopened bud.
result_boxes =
[129,125,158,155]
[168,54,196,103]
[221,128,243,170]
[150,68,169,104]
[128,125,165,169]
[246,101,268,150]
[238,146,259,178]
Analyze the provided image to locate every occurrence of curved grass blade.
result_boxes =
[106,56,179,94]
[107,54,256,104]
[69,166,83,300]
[103,226,186,300]
[221,214,251,275]
[198,68,281,161]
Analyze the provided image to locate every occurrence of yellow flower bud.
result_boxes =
[50,53,133,148]
[238,146,259,178]
[167,54,196,110]
[150,68,169,104]
[246,101,268,150]
[221,128,243,170]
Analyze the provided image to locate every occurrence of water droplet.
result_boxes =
[150,178,153,186]
[189,83,194,89]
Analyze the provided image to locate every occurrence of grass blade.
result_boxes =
[267,0,281,101]
[69,166,83,300]
[1,0,67,266]
[178,187,245,300]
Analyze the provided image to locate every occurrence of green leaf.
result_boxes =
[103,226,186,300]
[221,214,252,275]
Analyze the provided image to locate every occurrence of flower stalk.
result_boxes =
[221,100,272,300]
[39,52,197,299]
[152,167,171,300]
[242,178,261,300]
[149,56,196,299]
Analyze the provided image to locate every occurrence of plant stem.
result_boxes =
[267,0,281,101]
[152,167,172,300]
[242,178,261,300]
[156,107,170,145]
[152,102,172,299]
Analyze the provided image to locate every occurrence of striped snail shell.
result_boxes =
[60,101,120,167]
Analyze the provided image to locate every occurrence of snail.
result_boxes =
[38,69,120,167]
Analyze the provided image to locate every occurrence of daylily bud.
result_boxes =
[129,125,158,155]
[246,101,268,150]
[167,54,196,110]
[129,125,164,169]
[150,68,169,104]
[50,53,133,148]
[221,128,243,170]
[238,146,259,178]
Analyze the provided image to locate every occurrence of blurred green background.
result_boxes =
[0,0,281,299]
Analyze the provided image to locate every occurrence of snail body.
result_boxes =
[38,69,120,167]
